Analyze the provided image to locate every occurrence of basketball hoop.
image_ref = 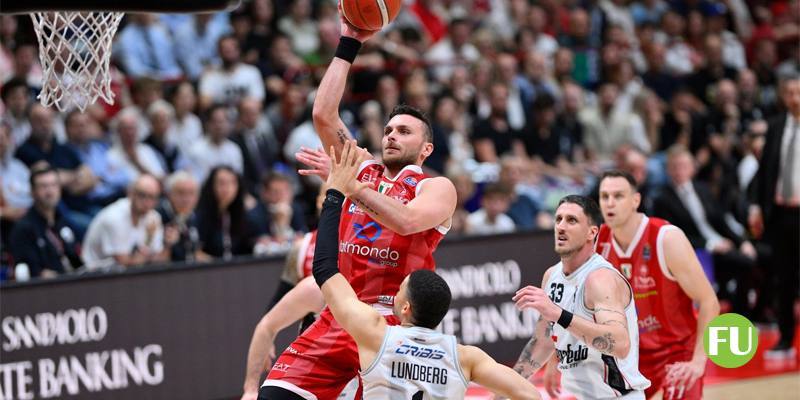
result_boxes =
[1,0,241,112]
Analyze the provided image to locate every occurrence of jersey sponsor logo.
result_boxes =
[556,344,589,368]
[390,361,448,385]
[377,295,394,305]
[633,263,655,290]
[347,203,364,215]
[353,222,382,242]
[637,314,662,333]
[286,346,301,355]
[403,177,418,187]
[395,344,445,360]
[272,362,290,372]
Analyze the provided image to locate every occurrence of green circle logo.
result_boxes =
[703,313,758,368]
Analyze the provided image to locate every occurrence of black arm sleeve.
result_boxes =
[312,189,345,287]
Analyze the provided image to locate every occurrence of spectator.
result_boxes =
[143,100,187,173]
[518,51,559,108]
[465,182,516,235]
[498,156,548,230]
[157,171,209,262]
[14,104,97,201]
[186,105,244,182]
[653,145,757,315]
[82,174,171,269]
[231,98,280,194]
[169,82,204,156]
[659,88,707,152]
[524,6,559,60]
[1,77,31,148]
[107,108,167,180]
[10,43,43,91]
[250,172,307,243]
[277,0,319,58]
[659,10,696,76]
[9,165,81,278]
[472,82,523,163]
[196,166,255,258]
[425,18,480,83]
[128,77,165,140]
[199,35,265,111]
[114,14,183,80]
[63,111,129,226]
[0,120,31,248]
[173,13,231,80]
[642,42,681,101]
[579,82,651,162]
[559,8,601,88]
[688,34,739,104]
[496,53,527,130]
[518,94,579,168]
[738,119,766,191]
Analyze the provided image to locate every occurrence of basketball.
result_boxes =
[340,0,401,31]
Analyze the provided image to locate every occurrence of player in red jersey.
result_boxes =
[589,170,719,400]
[259,10,457,399]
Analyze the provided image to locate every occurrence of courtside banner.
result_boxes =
[0,230,555,399]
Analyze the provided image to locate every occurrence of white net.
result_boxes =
[30,12,124,112]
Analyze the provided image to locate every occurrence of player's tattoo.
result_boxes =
[354,199,379,216]
[513,336,540,377]
[595,307,626,318]
[601,319,627,328]
[336,128,348,145]
[591,333,616,354]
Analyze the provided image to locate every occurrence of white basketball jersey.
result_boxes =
[361,325,468,400]
[545,253,650,399]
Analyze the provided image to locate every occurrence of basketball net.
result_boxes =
[30,11,124,112]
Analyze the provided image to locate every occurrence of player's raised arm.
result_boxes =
[459,345,542,400]
[312,10,378,159]
[510,267,557,380]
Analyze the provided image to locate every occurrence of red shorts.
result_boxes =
[641,349,703,400]
[263,307,399,399]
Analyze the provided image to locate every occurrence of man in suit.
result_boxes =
[231,98,280,195]
[749,75,800,357]
[654,145,758,317]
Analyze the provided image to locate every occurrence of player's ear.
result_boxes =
[633,192,641,209]
[420,142,434,159]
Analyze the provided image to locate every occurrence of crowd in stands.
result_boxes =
[0,0,798,321]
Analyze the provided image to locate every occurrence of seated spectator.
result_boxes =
[143,100,188,173]
[579,82,651,163]
[63,111,129,227]
[687,34,739,105]
[199,35,265,111]
[196,166,255,258]
[114,14,183,80]
[9,165,81,278]
[250,172,307,243]
[448,172,476,235]
[1,77,32,149]
[186,105,244,183]
[108,108,167,180]
[498,156,548,230]
[173,13,231,81]
[14,104,97,206]
[472,82,523,163]
[518,94,580,169]
[0,121,32,249]
[737,119,766,191]
[277,0,319,58]
[231,98,280,194]
[653,145,758,315]
[425,18,479,83]
[465,182,516,235]
[157,171,209,262]
[169,82,204,156]
[82,174,171,270]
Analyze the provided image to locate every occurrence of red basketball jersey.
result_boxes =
[339,161,448,305]
[296,230,318,279]
[595,216,697,360]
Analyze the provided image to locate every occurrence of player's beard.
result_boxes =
[383,146,419,172]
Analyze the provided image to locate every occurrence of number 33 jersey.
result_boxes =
[545,253,651,399]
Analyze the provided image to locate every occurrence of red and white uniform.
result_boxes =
[264,161,450,399]
[596,216,702,399]
[296,230,318,279]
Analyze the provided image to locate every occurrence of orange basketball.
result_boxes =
[340,0,402,31]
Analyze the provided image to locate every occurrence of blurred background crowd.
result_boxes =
[0,0,798,321]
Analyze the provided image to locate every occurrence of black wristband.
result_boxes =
[557,309,573,329]
[335,36,362,64]
[312,188,346,287]
[325,189,346,205]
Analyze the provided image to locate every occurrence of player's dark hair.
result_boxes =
[388,104,433,143]
[406,270,452,329]
[558,194,603,227]
[599,170,638,192]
